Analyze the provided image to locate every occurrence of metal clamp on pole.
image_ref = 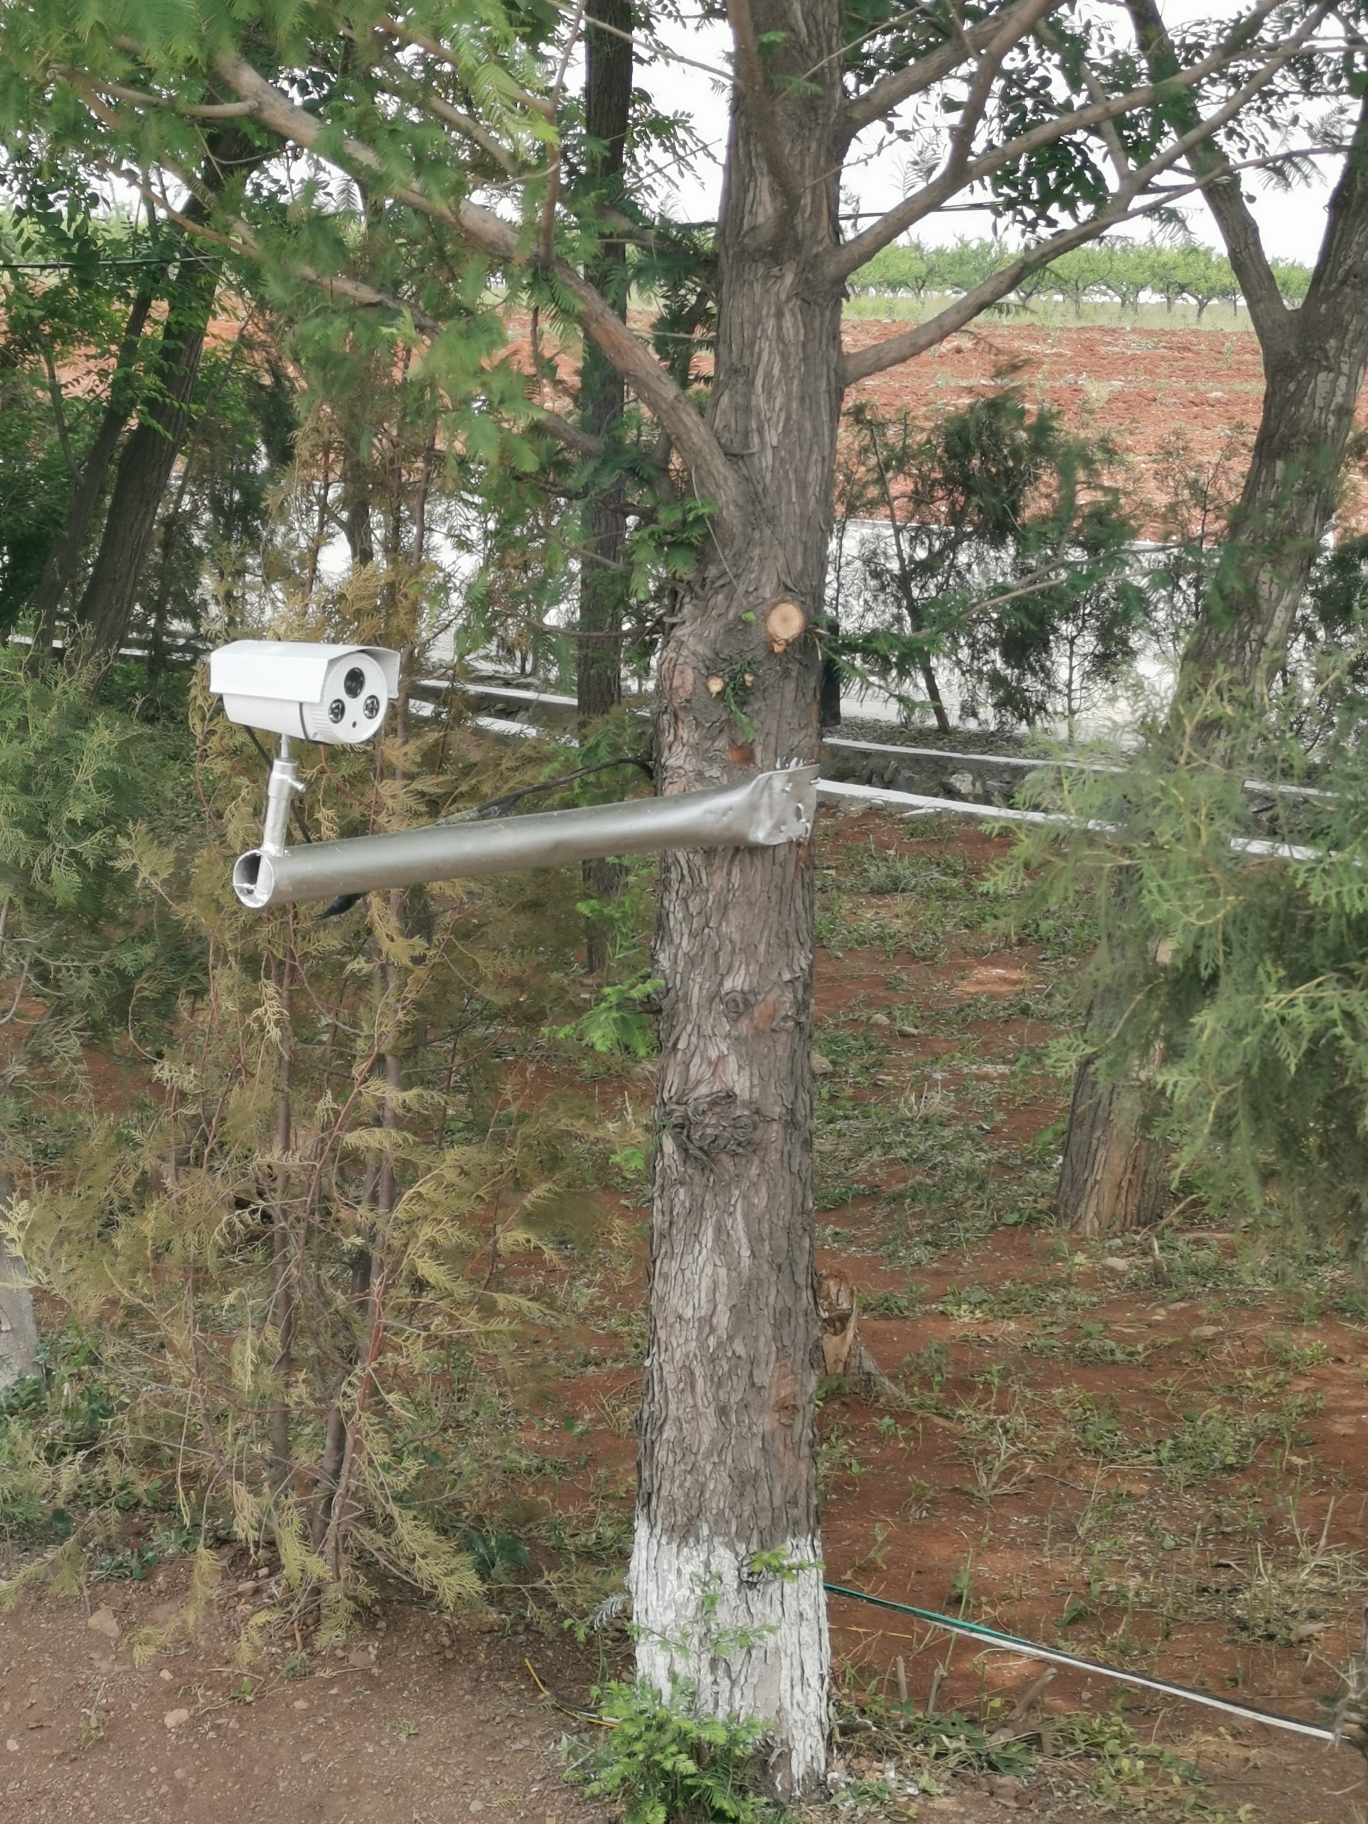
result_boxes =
[231,766,819,911]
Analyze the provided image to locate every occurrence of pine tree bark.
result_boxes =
[1057,1046,1166,1237]
[628,3,843,1792]
[1057,38,1368,1235]
[69,251,220,657]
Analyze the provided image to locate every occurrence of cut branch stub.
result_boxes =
[764,597,807,653]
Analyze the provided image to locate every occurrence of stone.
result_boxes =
[1100,1257,1130,1273]
[1190,1325,1222,1340]
[163,1709,190,1730]
[869,1013,891,1027]
[86,1606,120,1643]
[5,1740,17,1753]
[812,1053,833,1075]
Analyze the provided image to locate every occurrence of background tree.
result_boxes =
[1058,0,1368,1236]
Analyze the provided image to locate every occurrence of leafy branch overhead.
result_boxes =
[3,0,1350,540]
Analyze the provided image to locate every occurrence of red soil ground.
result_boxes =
[844,318,1283,534]
[5,807,1367,1823]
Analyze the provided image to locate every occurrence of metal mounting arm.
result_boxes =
[232,767,819,910]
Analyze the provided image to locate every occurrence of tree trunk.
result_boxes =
[578,0,633,971]
[28,284,154,649]
[578,0,631,727]
[69,248,220,657]
[1057,1047,1166,1237]
[66,130,262,661]
[1058,81,1368,1235]
[629,4,843,1792]
[1184,332,1368,689]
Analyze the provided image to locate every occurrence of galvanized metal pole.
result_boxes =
[232,766,819,910]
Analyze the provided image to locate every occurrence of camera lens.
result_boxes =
[344,666,366,699]
[328,699,346,723]
[363,694,380,719]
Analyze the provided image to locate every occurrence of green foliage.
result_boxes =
[0,648,199,1071]
[0,377,649,1631]
[463,1528,533,1584]
[1010,666,1368,1240]
[577,1679,771,1824]
[831,385,1143,729]
[558,971,662,1058]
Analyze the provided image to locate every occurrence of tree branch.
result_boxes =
[54,69,254,119]
[1304,87,1368,323]
[208,51,739,518]
[538,0,587,265]
[843,0,1062,140]
[374,70,523,178]
[824,0,1321,285]
[840,76,1314,392]
[141,186,607,462]
[375,16,554,117]
[1127,0,1290,354]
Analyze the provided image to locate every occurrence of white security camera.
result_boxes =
[209,640,402,746]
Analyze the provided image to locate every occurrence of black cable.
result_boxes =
[469,754,652,820]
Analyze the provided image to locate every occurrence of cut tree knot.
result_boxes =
[662,1090,761,1157]
[764,597,807,654]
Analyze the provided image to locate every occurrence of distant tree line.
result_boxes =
[850,237,1312,321]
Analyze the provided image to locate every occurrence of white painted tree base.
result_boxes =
[628,1519,829,1794]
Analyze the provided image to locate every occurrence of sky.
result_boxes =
[630,5,1332,267]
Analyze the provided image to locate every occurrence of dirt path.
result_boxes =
[0,1564,613,1824]
[2,1555,1362,1824]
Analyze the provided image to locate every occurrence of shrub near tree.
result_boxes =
[1,459,653,1641]
[831,388,1144,733]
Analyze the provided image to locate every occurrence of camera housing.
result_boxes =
[209,641,401,746]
